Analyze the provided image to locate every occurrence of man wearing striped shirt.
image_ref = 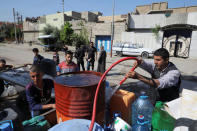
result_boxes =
[57,50,79,75]
[126,48,181,102]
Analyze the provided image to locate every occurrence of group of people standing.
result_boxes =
[26,41,106,117]
[75,41,106,73]
[53,41,107,75]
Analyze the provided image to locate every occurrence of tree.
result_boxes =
[41,24,60,44]
[0,24,19,41]
[152,25,161,38]
[77,20,89,45]
[71,33,87,47]
[60,22,74,45]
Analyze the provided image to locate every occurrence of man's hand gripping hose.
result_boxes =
[89,57,139,131]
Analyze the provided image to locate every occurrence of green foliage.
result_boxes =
[71,33,86,47]
[152,25,161,38]
[41,24,60,45]
[60,22,74,45]
[0,24,22,41]
[42,24,54,35]
[40,21,89,47]
[77,21,89,45]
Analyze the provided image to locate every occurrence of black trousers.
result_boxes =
[0,80,4,96]
[77,60,85,71]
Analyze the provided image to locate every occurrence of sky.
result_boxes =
[1,0,197,22]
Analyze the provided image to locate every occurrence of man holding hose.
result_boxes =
[126,48,181,102]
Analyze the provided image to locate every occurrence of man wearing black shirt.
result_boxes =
[75,44,85,71]
[86,42,97,71]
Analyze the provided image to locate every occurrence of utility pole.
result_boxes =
[62,0,65,25]
[16,11,22,43]
[110,0,115,57]
[21,15,23,23]
[13,8,18,44]
[21,15,23,43]
[16,12,19,24]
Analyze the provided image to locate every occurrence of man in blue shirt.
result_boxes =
[126,48,181,102]
[32,48,44,65]
[26,65,55,117]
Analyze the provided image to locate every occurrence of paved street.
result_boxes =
[1,42,197,96]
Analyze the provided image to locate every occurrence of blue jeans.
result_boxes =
[87,60,94,71]
[31,110,40,118]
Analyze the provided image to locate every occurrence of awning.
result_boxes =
[38,35,53,39]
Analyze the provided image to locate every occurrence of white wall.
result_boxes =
[129,12,197,29]
[129,14,165,29]
[189,31,197,58]
[121,31,163,50]
[46,13,64,29]
[187,12,197,26]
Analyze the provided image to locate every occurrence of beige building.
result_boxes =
[133,2,197,15]
[23,2,197,57]
[39,11,82,35]
[23,19,39,43]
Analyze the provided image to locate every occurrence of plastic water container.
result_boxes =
[49,119,104,131]
[132,115,149,131]
[0,120,13,131]
[132,92,153,130]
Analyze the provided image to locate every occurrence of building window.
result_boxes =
[53,18,58,21]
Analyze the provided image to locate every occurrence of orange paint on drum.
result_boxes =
[54,71,105,124]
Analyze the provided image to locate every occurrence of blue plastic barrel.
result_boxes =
[49,119,104,131]
[0,122,13,131]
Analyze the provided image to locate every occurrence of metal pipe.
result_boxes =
[111,0,115,57]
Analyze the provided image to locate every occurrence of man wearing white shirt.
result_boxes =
[126,48,181,102]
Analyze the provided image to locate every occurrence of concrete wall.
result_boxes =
[134,2,197,14]
[152,2,168,10]
[81,11,98,22]
[121,30,163,50]
[172,6,197,13]
[39,16,46,24]
[129,12,197,29]
[92,22,126,42]
[135,5,151,14]
[165,13,188,26]
[188,12,197,26]
[187,6,197,12]
[129,14,165,29]
[189,31,197,58]
[23,21,39,43]
[23,32,39,43]
[135,2,168,14]
[45,13,64,29]
[23,21,39,31]
[70,20,126,43]
[64,11,81,19]
[98,15,127,22]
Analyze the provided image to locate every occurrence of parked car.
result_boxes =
[41,43,63,52]
[112,43,154,58]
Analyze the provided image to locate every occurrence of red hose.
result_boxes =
[89,57,139,131]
